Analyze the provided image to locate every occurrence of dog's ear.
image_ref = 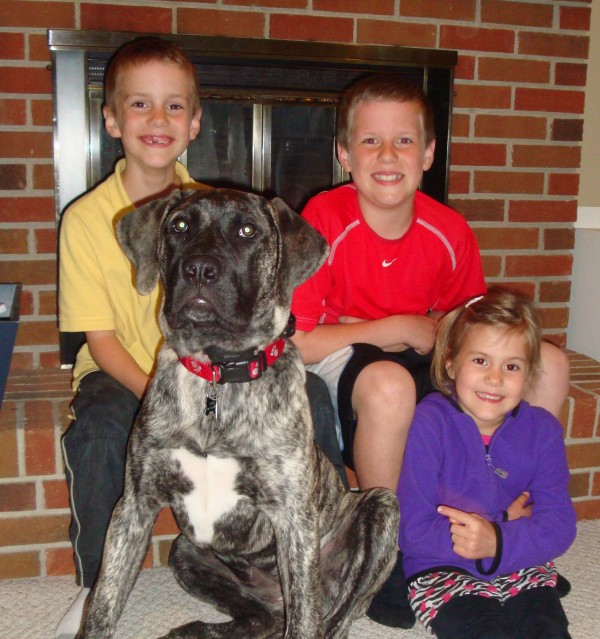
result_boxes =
[269,197,329,298]
[116,190,188,295]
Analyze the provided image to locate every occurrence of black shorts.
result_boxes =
[337,343,435,470]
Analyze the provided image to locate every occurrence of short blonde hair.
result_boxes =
[104,36,200,113]
[432,286,543,396]
[336,72,435,150]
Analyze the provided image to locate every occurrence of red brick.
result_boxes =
[555,62,587,87]
[19,290,34,316]
[33,164,54,191]
[512,145,580,169]
[313,0,394,13]
[455,55,476,81]
[448,170,470,195]
[0,228,28,253]
[549,173,579,197]
[451,114,470,137]
[0,259,56,287]
[25,401,57,475]
[0,481,35,512]
[539,281,571,304]
[515,88,585,114]
[46,546,75,577]
[560,6,591,31]
[0,197,54,223]
[31,99,53,127]
[225,0,305,7]
[154,507,181,536]
[44,479,70,510]
[0,33,25,60]
[505,254,572,278]
[34,228,57,254]
[0,99,26,125]
[270,13,354,42]
[552,119,583,142]
[574,499,600,521]
[0,1,74,28]
[569,472,591,498]
[40,351,62,369]
[474,170,544,195]
[481,254,502,278]
[9,352,33,371]
[178,8,265,38]
[594,473,600,496]
[474,115,547,140]
[1,163,27,190]
[478,56,550,84]
[0,551,40,580]
[357,19,437,48]
[454,84,511,109]
[451,142,506,167]
[519,32,589,60]
[16,320,60,347]
[0,513,69,546]
[449,198,505,222]
[0,131,52,159]
[39,290,58,316]
[440,25,515,53]
[29,33,51,63]
[568,387,598,439]
[508,199,577,223]
[0,66,52,95]
[473,226,538,251]
[539,306,569,330]
[0,402,18,478]
[481,0,554,27]
[400,0,476,20]
[544,227,574,251]
[81,3,171,33]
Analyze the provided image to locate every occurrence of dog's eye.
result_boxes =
[239,223,256,238]
[172,218,189,233]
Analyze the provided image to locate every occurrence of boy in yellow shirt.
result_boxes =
[56,36,203,639]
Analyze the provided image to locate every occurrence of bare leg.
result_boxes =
[524,341,570,419]
[351,361,416,492]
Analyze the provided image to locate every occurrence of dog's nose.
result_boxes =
[182,255,221,283]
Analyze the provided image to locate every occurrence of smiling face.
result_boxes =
[337,99,435,232]
[103,60,201,178]
[446,324,530,436]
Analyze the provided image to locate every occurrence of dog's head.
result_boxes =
[117,188,329,356]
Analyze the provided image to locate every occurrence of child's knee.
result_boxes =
[353,361,416,408]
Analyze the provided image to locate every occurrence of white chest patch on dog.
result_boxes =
[172,447,242,544]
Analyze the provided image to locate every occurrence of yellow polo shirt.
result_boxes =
[59,159,200,389]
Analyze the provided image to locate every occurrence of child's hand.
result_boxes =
[506,491,532,521]
[438,505,497,560]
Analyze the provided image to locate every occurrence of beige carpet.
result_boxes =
[2,519,599,638]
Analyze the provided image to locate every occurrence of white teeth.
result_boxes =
[478,392,501,400]
[374,173,401,182]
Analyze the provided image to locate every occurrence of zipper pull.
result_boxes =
[486,454,508,479]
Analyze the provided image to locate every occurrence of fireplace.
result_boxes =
[49,29,456,362]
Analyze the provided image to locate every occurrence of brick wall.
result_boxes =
[0,0,596,580]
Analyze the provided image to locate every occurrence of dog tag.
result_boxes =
[205,377,222,419]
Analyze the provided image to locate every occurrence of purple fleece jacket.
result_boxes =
[398,393,576,582]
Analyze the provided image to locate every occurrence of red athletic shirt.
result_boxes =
[291,184,485,332]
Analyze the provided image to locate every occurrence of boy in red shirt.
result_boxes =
[291,73,570,628]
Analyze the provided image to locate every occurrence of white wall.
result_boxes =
[567,0,600,357]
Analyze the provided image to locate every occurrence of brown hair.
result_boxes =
[104,36,200,113]
[432,286,543,396]
[336,72,435,150]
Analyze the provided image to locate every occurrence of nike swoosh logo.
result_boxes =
[382,259,397,267]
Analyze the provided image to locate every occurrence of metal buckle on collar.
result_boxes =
[211,350,267,384]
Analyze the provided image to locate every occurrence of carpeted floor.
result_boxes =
[2,520,599,638]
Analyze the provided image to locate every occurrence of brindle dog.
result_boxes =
[76,188,399,639]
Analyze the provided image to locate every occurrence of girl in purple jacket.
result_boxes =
[398,287,576,639]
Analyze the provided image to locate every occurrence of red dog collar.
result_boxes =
[179,338,286,384]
